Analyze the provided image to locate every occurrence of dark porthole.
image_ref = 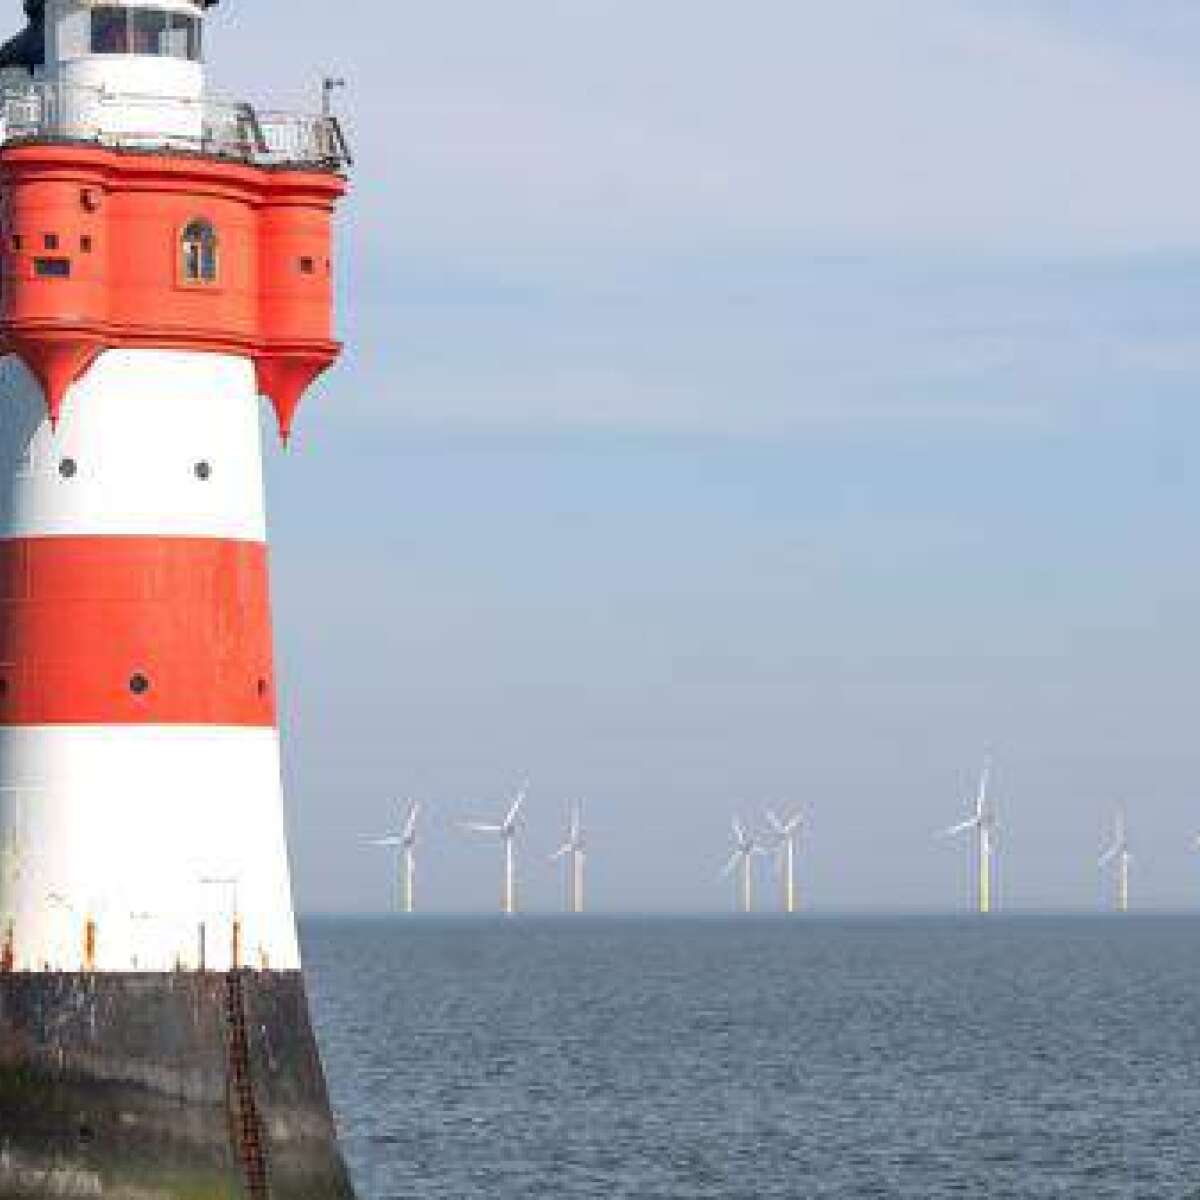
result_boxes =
[58,457,77,479]
[194,460,212,481]
[129,673,150,696]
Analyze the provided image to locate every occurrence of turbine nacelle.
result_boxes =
[369,799,420,851]
[941,759,997,839]
[1098,808,1130,867]
[463,783,527,840]
[766,808,803,840]
[723,816,766,876]
[550,802,585,862]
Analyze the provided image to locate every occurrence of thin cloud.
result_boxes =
[220,2,1200,256]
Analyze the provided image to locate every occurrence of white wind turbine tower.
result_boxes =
[550,803,586,914]
[1099,807,1131,913]
[723,818,765,914]
[940,759,997,914]
[369,800,421,914]
[767,809,804,914]
[463,784,527,915]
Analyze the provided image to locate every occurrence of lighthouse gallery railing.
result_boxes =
[0,81,351,169]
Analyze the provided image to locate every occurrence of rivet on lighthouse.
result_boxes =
[0,3,356,1197]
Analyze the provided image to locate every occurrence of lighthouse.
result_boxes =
[0,3,355,1197]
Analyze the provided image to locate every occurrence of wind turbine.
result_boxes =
[1099,807,1131,913]
[550,803,585,914]
[369,800,420,914]
[940,759,997,914]
[463,783,527,915]
[722,818,764,914]
[767,809,804,914]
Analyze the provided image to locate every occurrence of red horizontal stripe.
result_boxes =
[0,537,275,726]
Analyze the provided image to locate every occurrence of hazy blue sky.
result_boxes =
[207,2,1200,913]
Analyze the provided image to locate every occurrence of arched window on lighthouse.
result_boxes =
[181,219,218,285]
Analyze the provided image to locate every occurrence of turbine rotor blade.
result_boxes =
[940,817,980,838]
[977,760,991,812]
[504,787,527,829]
[402,801,420,840]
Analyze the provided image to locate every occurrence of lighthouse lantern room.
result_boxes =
[0,2,356,1196]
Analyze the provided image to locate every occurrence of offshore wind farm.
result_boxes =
[360,773,1191,916]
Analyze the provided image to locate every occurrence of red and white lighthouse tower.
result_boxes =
[0,3,355,1196]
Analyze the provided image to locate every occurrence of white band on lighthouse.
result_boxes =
[0,725,300,972]
[0,351,267,542]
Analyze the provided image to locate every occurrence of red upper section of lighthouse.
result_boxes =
[0,142,346,438]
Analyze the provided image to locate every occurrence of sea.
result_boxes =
[301,916,1200,1199]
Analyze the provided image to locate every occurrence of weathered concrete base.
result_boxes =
[0,971,356,1199]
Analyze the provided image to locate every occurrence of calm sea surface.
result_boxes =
[300,916,1200,1199]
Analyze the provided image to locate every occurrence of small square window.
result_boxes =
[43,234,58,251]
[11,235,22,251]
[34,257,71,279]
[299,256,316,275]
[80,235,93,253]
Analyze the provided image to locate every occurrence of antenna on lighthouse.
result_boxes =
[322,76,346,117]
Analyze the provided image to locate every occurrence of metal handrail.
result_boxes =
[0,81,351,170]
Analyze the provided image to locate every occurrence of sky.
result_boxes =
[203,1,1200,914]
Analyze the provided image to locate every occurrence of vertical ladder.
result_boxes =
[225,969,270,1200]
